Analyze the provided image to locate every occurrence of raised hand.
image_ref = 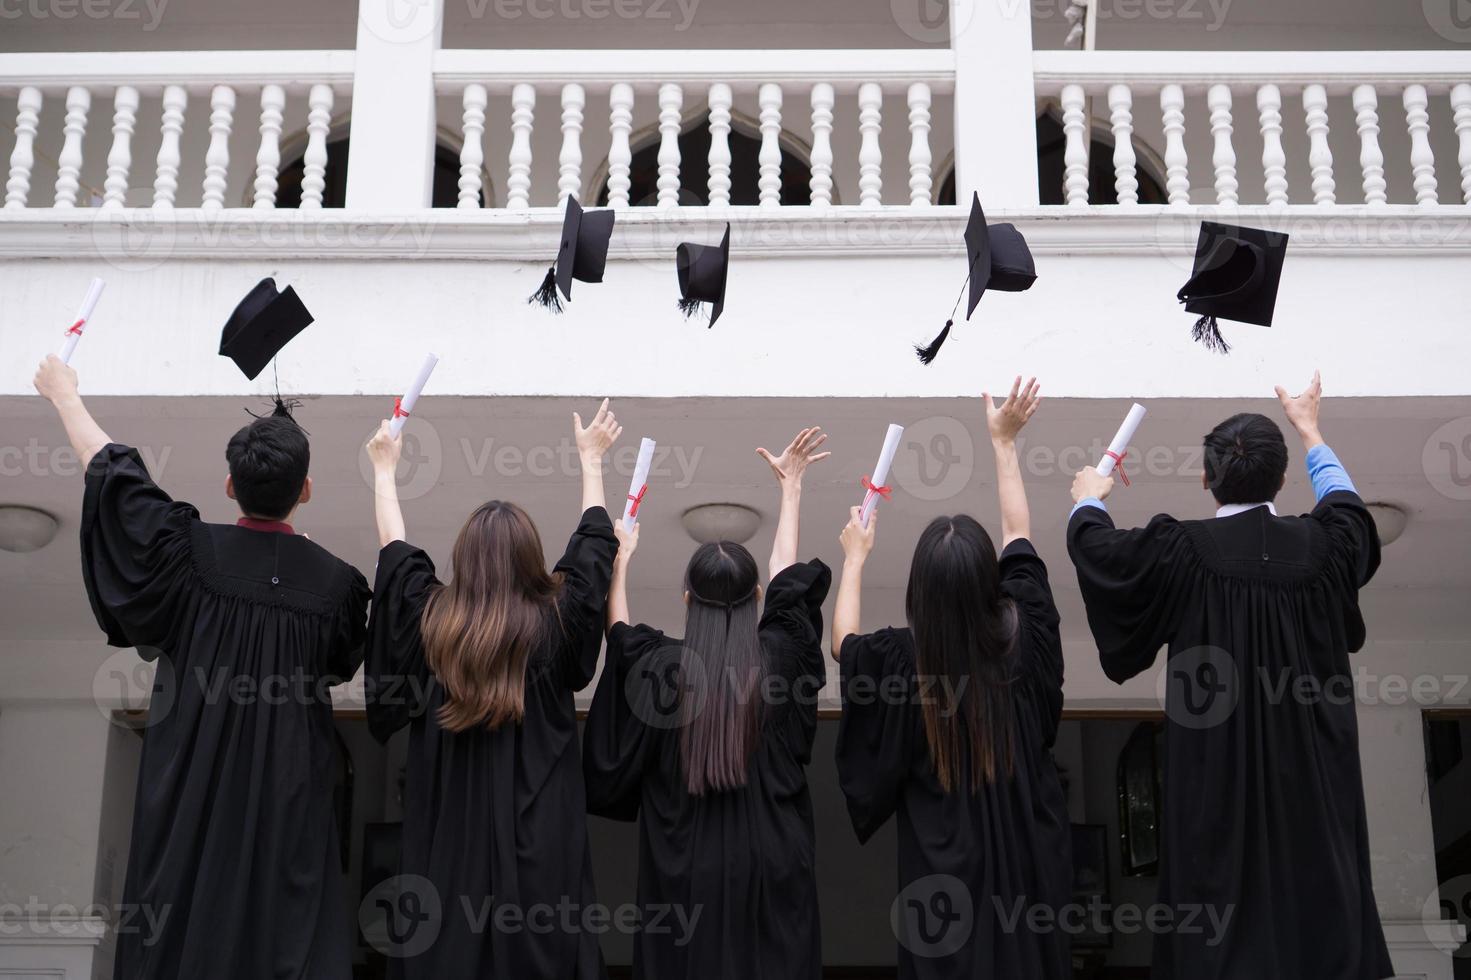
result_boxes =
[984,376,1041,445]
[614,518,640,563]
[1071,467,1115,504]
[756,426,831,491]
[573,398,623,469]
[1274,370,1323,446]
[33,355,79,405]
[366,420,402,472]
[839,505,877,564]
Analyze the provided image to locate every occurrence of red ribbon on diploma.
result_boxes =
[860,475,892,504]
[1104,450,1131,487]
[65,318,86,337]
[627,484,648,518]
[393,397,410,420]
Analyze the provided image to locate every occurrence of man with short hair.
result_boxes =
[34,355,370,980]
[1067,373,1393,980]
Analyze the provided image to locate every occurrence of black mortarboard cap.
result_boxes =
[917,193,1037,364]
[219,277,314,381]
[1177,221,1289,354]
[675,223,730,328]
[528,196,616,313]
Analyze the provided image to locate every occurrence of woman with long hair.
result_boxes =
[362,400,623,978]
[583,426,833,979]
[833,379,1071,979]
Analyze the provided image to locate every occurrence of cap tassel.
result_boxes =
[677,297,705,321]
[914,320,953,365]
[527,266,563,313]
[1191,314,1231,354]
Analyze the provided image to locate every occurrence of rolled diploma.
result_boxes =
[1097,402,1147,477]
[622,438,656,526]
[389,352,439,438]
[859,423,905,527]
[60,278,106,364]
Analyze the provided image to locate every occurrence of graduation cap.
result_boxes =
[675,223,730,328]
[1177,222,1289,354]
[219,278,313,381]
[528,196,616,313]
[916,193,1037,364]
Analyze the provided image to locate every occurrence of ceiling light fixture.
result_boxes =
[0,505,61,553]
[680,503,763,545]
[1364,502,1409,547]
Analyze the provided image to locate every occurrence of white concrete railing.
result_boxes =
[1034,51,1471,208]
[1,52,353,211]
[434,49,956,210]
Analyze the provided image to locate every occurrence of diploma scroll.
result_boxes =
[858,423,905,528]
[1097,402,1147,484]
[389,353,439,438]
[623,438,656,526]
[60,278,106,364]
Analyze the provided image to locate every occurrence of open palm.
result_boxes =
[757,426,831,488]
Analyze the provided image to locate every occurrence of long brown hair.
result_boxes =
[420,500,561,732]
[906,515,1019,792]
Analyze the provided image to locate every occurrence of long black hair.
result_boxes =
[906,515,1019,792]
[679,541,763,795]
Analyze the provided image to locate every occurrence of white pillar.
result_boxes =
[344,0,444,209]
[949,0,1039,207]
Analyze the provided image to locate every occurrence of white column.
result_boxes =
[1160,84,1190,205]
[1304,84,1336,206]
[5,86,42,209]
[608,82,634,208]
[758,83,783,208]
[808,83,834,208]
[200,85,235,212]
[1061,83,1088,207]
[152,85,187,210]
[1257,84,1288,206]
[253,84,285,209]
[657,83,683,208]
[1352,84,1387,207]
[1404,84,1438,206]
[858,82,883,208]
[102,85,139,210]
[344,0,444,208]
[907,81,933,207]
[949,0,1039,206]
[707,83,732,208]
[53,86,91,208]
[1453,83,1471,206]
[1107,83,1138,205]
[458,83,487,209]
[1208,84,1238,206]
[506,83,534,211]
[558,82,585,203]
[300,84,334,209]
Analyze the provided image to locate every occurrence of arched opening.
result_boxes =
[937,111,1167,205]
[594,113,814,207]
[274,137,484,209]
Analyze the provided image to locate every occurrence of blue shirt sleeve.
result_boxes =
[1306,444,1356,501]
[1070,497,1107,519]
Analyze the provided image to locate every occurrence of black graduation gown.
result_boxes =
[582,559,832,980]
[80,444,371,980]
[1066,493,1393,980]
[364,507,617,980]
[833,539,1071,980]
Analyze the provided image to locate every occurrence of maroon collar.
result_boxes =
[236,517,296,535]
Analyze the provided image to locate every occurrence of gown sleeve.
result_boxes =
[1066,506,1195,684]
[758,559,832,689]
[550,507,619,689]
[1309,489,1381,652]
[834,628,919,843]
[80,443,200,655]
[998,539,1065,731]
[326,567,373,683]
[583,622,673,821]
[364,540,441,743]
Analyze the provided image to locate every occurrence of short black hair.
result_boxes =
[1202,413,1288,505]
[225,416,310,520]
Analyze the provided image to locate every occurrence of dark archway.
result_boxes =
[938,112,1167,206]
[276,137,481,209]
[596,114,813,207]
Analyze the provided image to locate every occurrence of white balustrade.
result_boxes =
[1207,84,1238,206]
[1160,84,1190,205]
[608,82,634,208]
[152,84,187,209]
[657,83,683,208]
[808,83,835,208]
[1061,82,1088,206]
[459,83,487,209]
[507,83,535,211]
[5,86,42,209]
[1257,84,1288,206]
[907,81,933,207]
[558,82,585,203]
[758,83,783,209]
[1107,83,1137,205]
[1404,84,1438,206]
[858,82,883,208]
[299,84,333,209]
[1454,83,1471,206]
[1352,84,1386,206]
[1303,84,1336,206]
[253,84,285,209]
[102,85,139,210]
[200,85,236,212]
[706,83,732,208]
[53,86,90,208]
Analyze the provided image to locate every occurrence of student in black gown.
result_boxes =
[33,355,371,980]
[833,379,1072,980]
[583,426,833,979]
[1066,373,1392,980]
[362,399,623,978]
